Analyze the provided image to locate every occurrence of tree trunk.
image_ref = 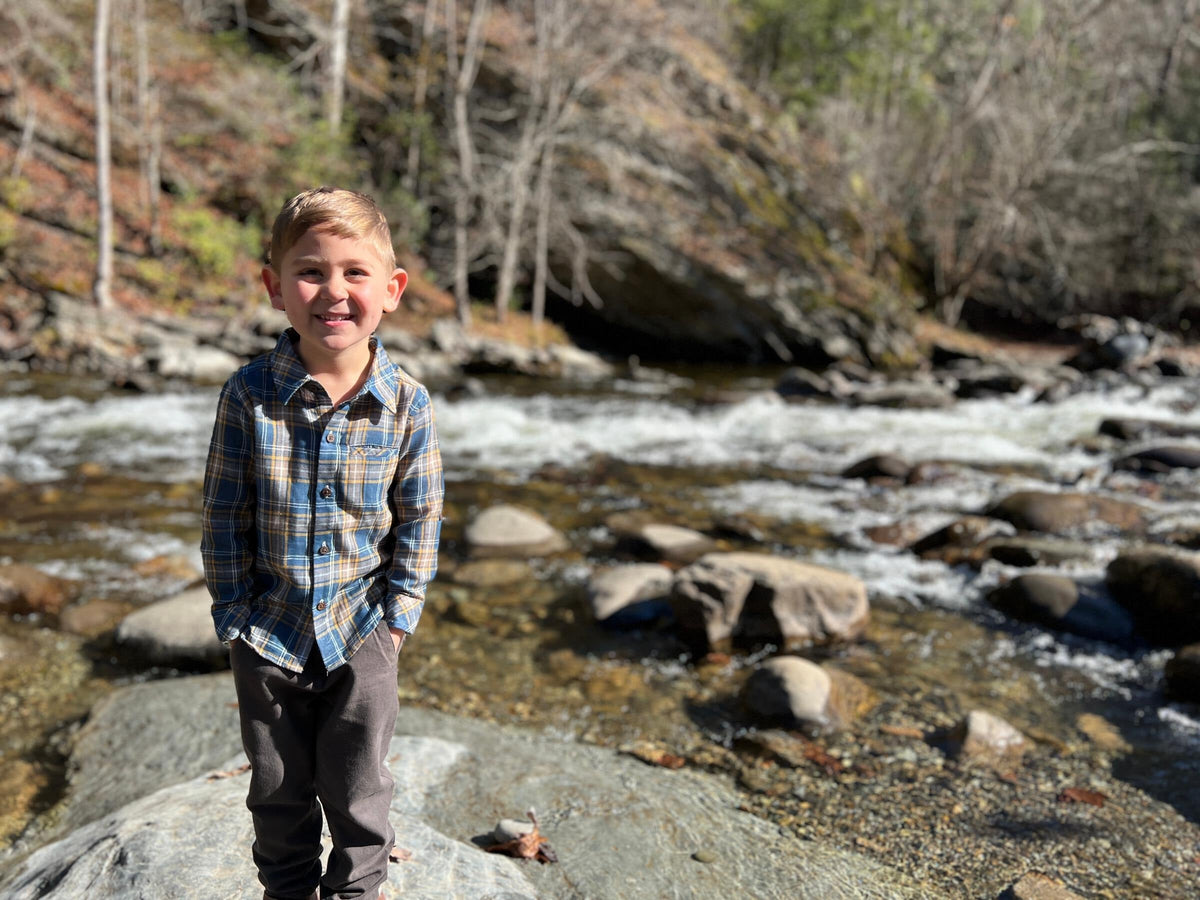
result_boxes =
[93,0,114,309]
[404,0,440,194]
[326,0,351,130]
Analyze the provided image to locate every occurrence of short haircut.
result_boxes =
[267,186,396,272]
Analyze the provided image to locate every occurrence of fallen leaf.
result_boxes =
[1057,787,1107,807]
[206,763,251,781]
[622,743,687,769]
[879,724,924,739]
[483,809,558,864]
[389,847,413,863]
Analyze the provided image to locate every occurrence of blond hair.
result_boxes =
[267,186,396,272]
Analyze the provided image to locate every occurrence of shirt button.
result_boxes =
[318,543,330,555]
[316,601,327,611]
[325,433,335,443]
[320,486,333,499]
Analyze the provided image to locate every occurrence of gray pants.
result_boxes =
[230,623,398,900]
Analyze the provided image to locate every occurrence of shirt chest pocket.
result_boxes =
[344,444,400,511]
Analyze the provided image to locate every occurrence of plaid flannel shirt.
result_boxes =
[201,330,443,672]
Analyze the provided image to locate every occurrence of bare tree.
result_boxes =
[444,0,490,328]
[326,0,351,129]
[93,0,115,309]
[134,0,162,255]
[404,0,441,194]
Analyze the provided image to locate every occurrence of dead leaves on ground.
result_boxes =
[1057,787,1108,807]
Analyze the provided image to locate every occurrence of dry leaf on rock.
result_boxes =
[206,763,251,781]
[484,809,558,864]
[389,847,413,863]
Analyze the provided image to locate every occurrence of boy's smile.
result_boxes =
[263,227,407,375]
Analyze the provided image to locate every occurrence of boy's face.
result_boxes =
[263,227,406,371]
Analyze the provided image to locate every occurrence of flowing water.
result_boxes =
[2,366,1200,846]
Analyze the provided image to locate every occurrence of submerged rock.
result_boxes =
[114,586,226,666]
[613,522,716,565]
[841,454,910,480]
[464,505,569,558]
[1105,549,1200,646]
[670,552,869,653]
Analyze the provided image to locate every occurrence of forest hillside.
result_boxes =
[3,0,1200,373]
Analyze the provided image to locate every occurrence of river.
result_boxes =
[1,364,1199,875]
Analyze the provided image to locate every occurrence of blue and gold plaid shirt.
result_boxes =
[201,330,443,673]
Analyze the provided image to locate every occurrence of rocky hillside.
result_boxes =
[0,0,921,376]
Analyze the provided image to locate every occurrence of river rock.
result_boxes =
[1163,644,1200,701]
[986,575,1134,643]
[143,336,241,383]
[948,710,1026,765]
[1115,445,1200,473]
[464,504,569,558]
[670,552,869,653]
[741,656,872,732]
[615,522,716,565]
[978,536,1095,569]
[58,599,130,637]
[450,559,533,588]
[113,586,226,665]
[0,563,78,619]
[3,674,943,900]
[587,563,674,626]
[849,381,956,409]
[1098,417,1200,442]
[999,872,1085,900]
[1105,548,1200,646]
[842,454,910,480]
[775,367,832,400]
[909,516,1013,560]
[986,491,1147,535]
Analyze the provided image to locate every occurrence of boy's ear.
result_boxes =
[262,266,284,310]
[385,268,408,313]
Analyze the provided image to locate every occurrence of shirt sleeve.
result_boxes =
[200,377,256,642]
[384,387,444,633]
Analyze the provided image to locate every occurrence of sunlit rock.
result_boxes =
[587,563,674,627]
[948,710,1026,764]
[986,490,1147,535]
[464,505,569,559]
[114,586,226,665]
[741,656,872,732]
[670,552,868,653]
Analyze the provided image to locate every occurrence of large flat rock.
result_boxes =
[2,674,942,900]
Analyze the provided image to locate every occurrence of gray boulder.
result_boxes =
[1115,445,1200,473]
[671,552,869,652]
[2,675,944,900]
[114,586,226,665]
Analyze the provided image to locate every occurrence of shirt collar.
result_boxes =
[269,330,401,413]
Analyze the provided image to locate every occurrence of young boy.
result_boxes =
[201,186,443,900]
